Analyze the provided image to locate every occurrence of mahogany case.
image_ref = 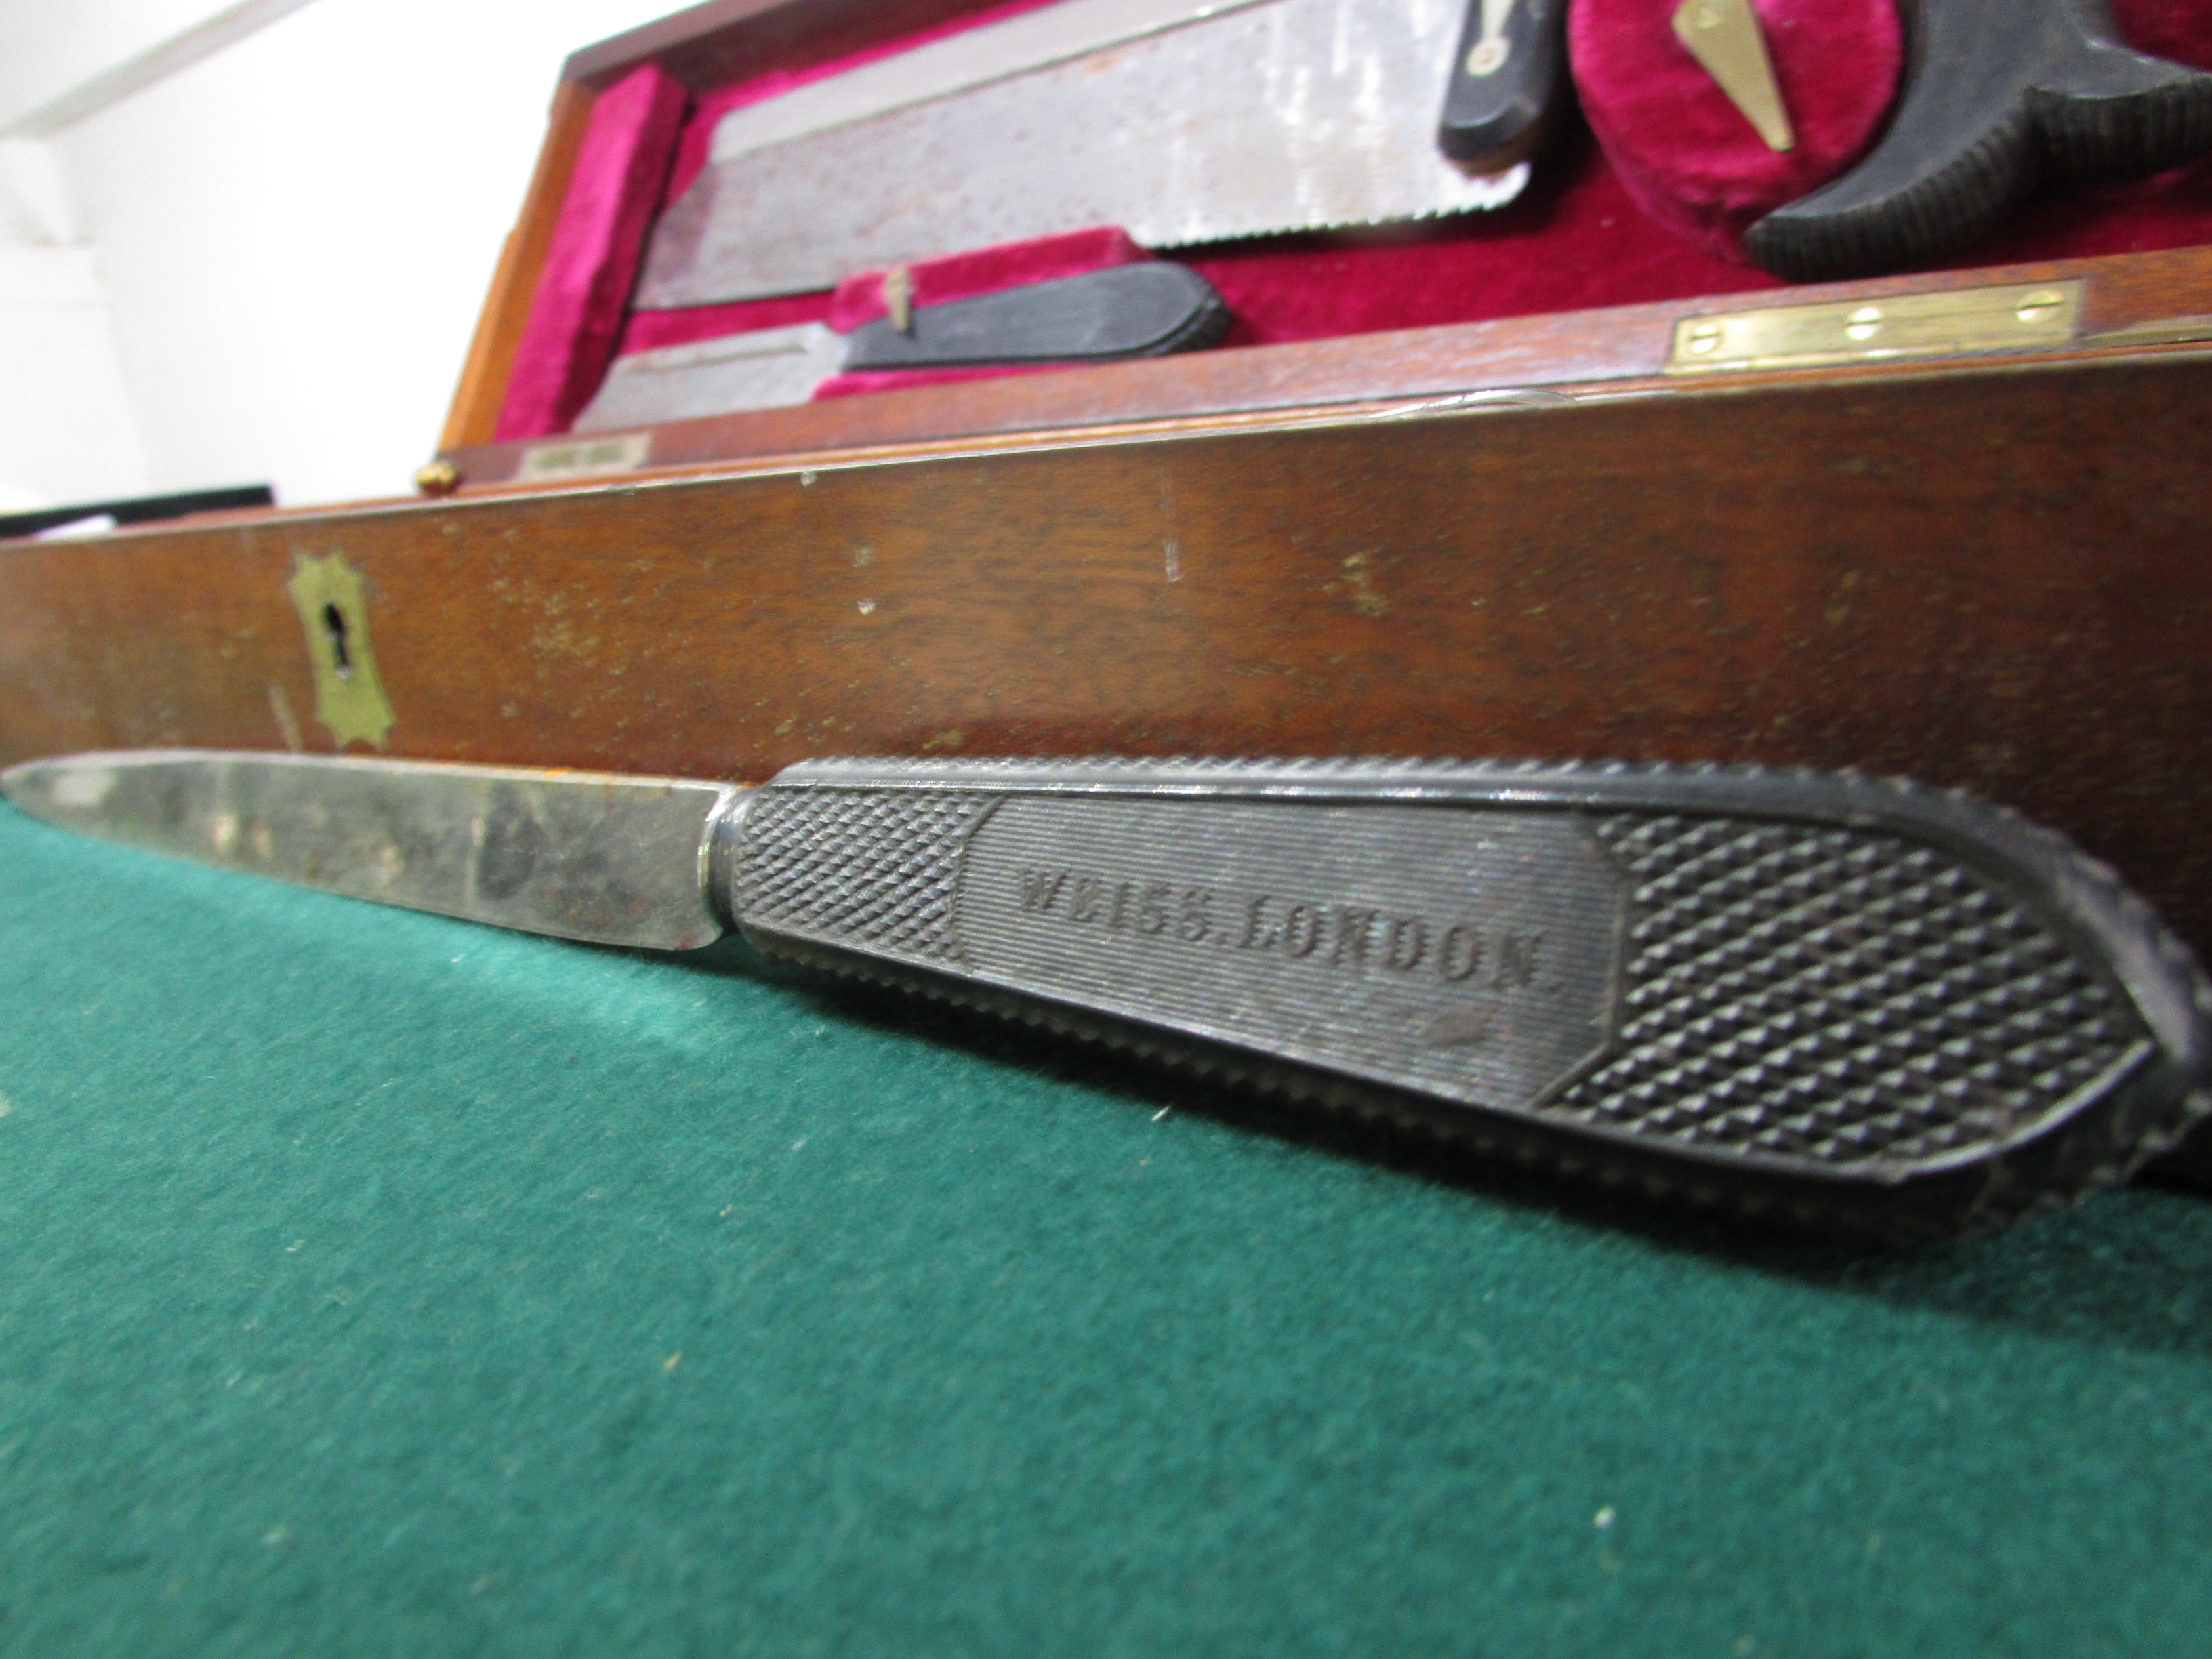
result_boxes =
[5,0,2212,1179]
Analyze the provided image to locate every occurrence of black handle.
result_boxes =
[1746,0,2212,281]
[1437,0,1570,169]
[840,264,1231,371]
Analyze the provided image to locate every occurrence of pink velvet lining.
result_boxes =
[1570,0,1904,260]
[499,0,2212,443]
[495,64,688,442]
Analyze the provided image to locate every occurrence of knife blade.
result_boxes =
[636,0,1536,310]
[575,262,1231,432]
[6,748,2207,1238]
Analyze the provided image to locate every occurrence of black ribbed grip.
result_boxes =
[1747,0,2212,281]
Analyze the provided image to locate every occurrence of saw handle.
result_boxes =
[1744,0,2212,280]
[1437,0,1568,169]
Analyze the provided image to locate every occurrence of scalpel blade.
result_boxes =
[6,749,2207,1237]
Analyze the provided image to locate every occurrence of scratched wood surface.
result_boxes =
[5,348,2207,927]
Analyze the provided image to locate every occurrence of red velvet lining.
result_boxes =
[1571,0,1903,260]
[494,65,687,442]
[500,0,2212,442]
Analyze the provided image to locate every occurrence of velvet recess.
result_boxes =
[495,0,2212,443]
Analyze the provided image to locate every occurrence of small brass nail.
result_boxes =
[413,459,462,498]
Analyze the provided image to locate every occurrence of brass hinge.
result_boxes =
[1665,279,2085,375]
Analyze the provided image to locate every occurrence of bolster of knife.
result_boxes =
[838,264,1231,372]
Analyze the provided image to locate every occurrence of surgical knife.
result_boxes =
[5,749,2206,1240]
[575,263,1229,432]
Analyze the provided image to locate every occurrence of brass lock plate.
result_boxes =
[286,552,394,751]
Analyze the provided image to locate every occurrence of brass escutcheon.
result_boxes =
[286,552,394,751]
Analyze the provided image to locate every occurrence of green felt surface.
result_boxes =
[3,803,2211,1657]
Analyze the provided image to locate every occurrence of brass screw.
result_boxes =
[413,459,462,497]
[1685,321,1723,356]
[883,266,916,335]
[2015,289,2065,325]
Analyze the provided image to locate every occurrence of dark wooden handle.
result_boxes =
[1437,0,1568,168]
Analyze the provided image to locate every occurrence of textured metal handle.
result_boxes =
[722,757,2211,1237]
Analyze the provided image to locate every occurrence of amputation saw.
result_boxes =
[635,0,1563,309]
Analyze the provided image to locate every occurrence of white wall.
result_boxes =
[0,245,150,509]
[0,132,148,511]
[0,0,676,510]
[0,0,319,136]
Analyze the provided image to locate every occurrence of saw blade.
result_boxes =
[706,0,1284,164]
[636,0,1530,309]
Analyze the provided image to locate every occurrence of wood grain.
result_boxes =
[12,350,2212,970]
[442,244,2212,483]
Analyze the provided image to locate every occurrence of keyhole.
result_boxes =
[321,602,354,679]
